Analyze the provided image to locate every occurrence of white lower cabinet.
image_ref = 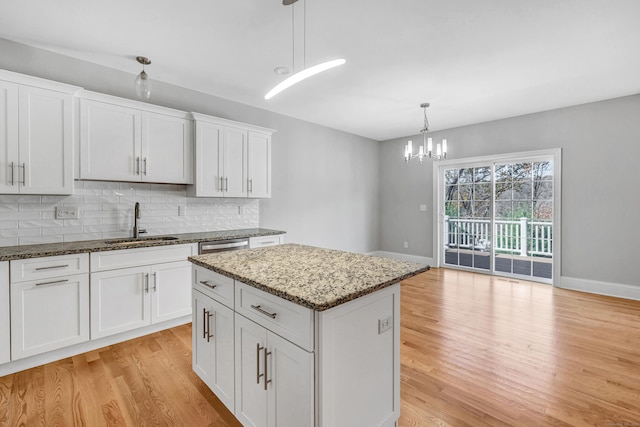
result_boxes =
[91,260,192,339]
[11,273,89,360]
[0,262,10,364]
[235,314,314,427]
[192,289,235,412]
[194,265,401,427]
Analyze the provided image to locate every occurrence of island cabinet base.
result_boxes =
[192,263,400,427]
[316,283,400,427]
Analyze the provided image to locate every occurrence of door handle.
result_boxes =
[152,272,157,292]
[263,347,272,391]
[10,162,14,186]
[206,310,213,342]
[136,157,141,175]
[224,177,228,192]
[256,343,264,384]
[20,163,26,185]
[143,158,147,176]
[144,273,149,293]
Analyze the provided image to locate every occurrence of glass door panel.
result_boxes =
[442,158,554,283]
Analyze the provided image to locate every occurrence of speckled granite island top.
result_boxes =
[0,228,284,261]
[189,243,429,311]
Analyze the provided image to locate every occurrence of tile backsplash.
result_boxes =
[0,181,259,247]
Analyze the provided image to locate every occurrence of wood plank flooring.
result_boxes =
[1,268,639,426]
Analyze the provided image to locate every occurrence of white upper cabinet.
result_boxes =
[79,91,193,184]
[189,113,274,198]
[0,70,78,195]
[247,131,271,198]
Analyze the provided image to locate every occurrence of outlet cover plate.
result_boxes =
[55,206,79,219]
[378,315,393,334]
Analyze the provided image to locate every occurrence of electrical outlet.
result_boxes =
[378,315,393,334]
[403,241,409,248]
[419,204,427,212]
[55,206,78,219]
[178,205,187,216]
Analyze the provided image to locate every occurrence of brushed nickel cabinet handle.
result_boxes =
[250,304,277,319]
[206,311,214,342]
[202,308,208,339]
[144,273,149,293]
[224,177,229,192]
[21,163,25,185]
[35,278,69,287]
[264,347,272,391]
[153,272,157,292]
[256,343,264,384]
[219,177,223,192]
[199,280,217,289]
[248,178,253,193]
[143,158,147,176]
[136,157,141,175]
[35,264,70,271]
[10,162,14,186]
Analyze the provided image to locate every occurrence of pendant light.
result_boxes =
[265,0,345,100]
[134,56,152,100]
[404,103,448,163]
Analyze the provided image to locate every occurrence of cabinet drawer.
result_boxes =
[235,281,314,351]
[90,243,197,272]
[249,234,284,249]
[193,265,234,309]
[10,253,89,282]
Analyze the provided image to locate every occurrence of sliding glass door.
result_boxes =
[440,152,557,284]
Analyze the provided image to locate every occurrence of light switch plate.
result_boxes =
[55,206,78,219]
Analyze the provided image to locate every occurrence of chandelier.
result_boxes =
[404,103,448,163]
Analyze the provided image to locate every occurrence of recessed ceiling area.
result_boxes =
[0,0,638,141]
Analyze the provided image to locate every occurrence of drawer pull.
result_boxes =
[251,304,277,319]
[35,264,70,271]
[199,280,217,289]
[35,278,69,287]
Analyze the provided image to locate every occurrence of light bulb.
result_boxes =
[427,137,433,153]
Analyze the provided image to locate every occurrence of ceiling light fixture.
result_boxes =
[404,103,448,163]
[265,0,345,100]
[134,56,152,100]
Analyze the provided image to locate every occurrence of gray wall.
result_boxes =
[0,38,380,253]
[380,94,640,286]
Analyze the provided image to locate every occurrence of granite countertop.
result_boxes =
[189,243,429,311]
[0,228,285,261]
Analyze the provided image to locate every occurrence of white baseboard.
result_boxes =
[369,251,435,267]
[560,276,640,301]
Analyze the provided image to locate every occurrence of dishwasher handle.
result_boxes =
[200,240,249,253]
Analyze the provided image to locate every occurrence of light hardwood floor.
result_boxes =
[1,268,639,426]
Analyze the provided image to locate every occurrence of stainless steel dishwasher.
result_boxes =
[198,238,250,254]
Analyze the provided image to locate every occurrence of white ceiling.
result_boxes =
[1,0,639,141]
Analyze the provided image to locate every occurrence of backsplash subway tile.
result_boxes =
[0,181,259,247]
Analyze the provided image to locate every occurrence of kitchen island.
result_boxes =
[189,243,428,427]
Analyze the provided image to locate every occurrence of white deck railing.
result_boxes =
[444,217,552,257]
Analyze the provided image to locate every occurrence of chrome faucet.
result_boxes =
[133,202,147,238]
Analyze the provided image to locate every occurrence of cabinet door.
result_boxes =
[193,290,235,412]
[223,126,247,198]
[247,131,271,198]
[141,112,193,184]
[267,331,314,427]
[90,266,150,339]
[18,86,74,194]
[150,260,192,324]
[235,314,268,427]
[80,99,141,181]
[0,262,9,364]
[0,81,19,194]
[10,273,89,360]
[194,121,224,197]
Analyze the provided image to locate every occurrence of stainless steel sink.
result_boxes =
[104,236,179,246]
